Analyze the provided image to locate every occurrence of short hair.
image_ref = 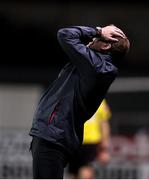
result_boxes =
[110,36,130,66]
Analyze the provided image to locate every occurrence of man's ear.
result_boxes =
[101,43,111,50]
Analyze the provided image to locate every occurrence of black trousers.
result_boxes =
[30,136,68,179]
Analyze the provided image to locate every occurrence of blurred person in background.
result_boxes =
[67,99,112,179]
[29,25,130,179]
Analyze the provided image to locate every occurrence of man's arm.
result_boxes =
[57,26,101,78]
[57,25,125,76]
[97,120,111,165]
[100,120,111,151]
[97,100,112,165]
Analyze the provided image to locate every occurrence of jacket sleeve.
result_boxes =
[57,26,103,77]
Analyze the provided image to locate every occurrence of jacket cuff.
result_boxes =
[95,27,102,38]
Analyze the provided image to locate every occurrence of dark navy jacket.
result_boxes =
[29,26,118,156]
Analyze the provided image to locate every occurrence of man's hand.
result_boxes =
[97,24,126,42]
[97,149,110,165]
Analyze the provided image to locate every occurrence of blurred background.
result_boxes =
[0,0,149,178]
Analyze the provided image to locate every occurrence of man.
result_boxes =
[67,99,112,179]
[29,24,130,179]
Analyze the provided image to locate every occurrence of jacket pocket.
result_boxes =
[48,103,59,125]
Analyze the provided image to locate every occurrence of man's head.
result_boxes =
[88,25,130,66]
[88,36,130,57]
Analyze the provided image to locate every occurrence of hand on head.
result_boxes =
[97,24,126,42]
